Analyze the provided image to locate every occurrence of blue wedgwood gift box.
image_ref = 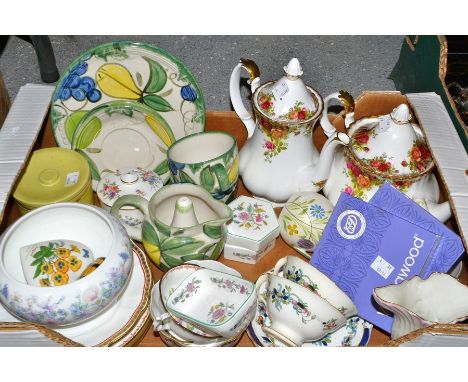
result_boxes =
[310,190,464,333]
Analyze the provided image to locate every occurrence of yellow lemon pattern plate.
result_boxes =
[51,41,205,157]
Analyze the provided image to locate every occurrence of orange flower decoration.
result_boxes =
[40,262,54,275]
[69,256,83,272]
[70,244,81,254]
[271,128,284,139]
[54,258,69,273]
[39,278,51,287]
[56,247,71,258]
[357,174,371,188]
[52,272,69,286]
[411,146,422,162]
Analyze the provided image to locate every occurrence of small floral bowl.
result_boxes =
[0,203,133,327]
[279,192,333,257]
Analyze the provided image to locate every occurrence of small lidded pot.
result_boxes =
[97,168,163,237]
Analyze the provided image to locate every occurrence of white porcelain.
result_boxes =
[20,239,94,287]
[230,58,349,204]
[248,269,373,347]
[256,273,347,346]
[0,242,152,347]
[165,267,256,338]
[373,273,468,340]
[97,168,163,238]
[226,195,280,253]
[151,280,242,347]
[273,256,357,318]
[320,93,451,222]
[223,239,276,265]
[279,192,333,255]
[0,203,133,327]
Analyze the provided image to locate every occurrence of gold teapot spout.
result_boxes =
[239,58,260,85]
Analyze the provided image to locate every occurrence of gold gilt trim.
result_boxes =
[346,116,436,182]
[405,35,419,52]
[159,328,242,347]
[240,58,260,83]
[382,323,468,347]
[0,322,83,347]
[338,90,355,115]
[95,242,153,347]
[312,179,327,190]
[251,82,324,130]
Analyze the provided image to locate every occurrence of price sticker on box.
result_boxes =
[371,255,394,279]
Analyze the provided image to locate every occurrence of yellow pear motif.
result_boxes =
[143,240,161,266]
[96,63,142,100]
[228,155,239,183]
[145,115,175,148]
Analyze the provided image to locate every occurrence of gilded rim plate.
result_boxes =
[71,100,175,188]
[51,40,205,149]
[0,243,152,347]
[247,270,373,347]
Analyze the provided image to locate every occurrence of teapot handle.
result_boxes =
[319,90,355,137]
[229,59,261,139]
[110,195,149,242]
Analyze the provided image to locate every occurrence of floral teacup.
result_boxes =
[273,256,357,318]
[20,239,94,287]
[256,273,347,346]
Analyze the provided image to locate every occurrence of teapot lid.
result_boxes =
[97,168,164,207]
[350,104,433,177]
[254,58,322,123]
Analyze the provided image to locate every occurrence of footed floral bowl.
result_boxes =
[0,203,133,327]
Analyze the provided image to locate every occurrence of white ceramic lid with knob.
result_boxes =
[97,168,164,208]
[253,58,321,122]
[351,104,434,177]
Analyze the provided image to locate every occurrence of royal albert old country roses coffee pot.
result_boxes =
[230,58,349,205]
[319,92,451,222]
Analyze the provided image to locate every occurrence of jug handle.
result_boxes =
[320,90,355,138]
[110,195,150,242]
[229,58,260,138]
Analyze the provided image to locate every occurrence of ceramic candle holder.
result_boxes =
[273,256,357,318]
[279,192,333,256]
[20,239,94,287]
[256,273,347,346]
[373,273,468,340]
[167,131,239,203]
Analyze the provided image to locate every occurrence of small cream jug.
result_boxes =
[230,58,349,205]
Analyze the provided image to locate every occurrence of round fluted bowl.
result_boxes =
[0,203,133,327]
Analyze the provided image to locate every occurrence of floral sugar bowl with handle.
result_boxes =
[230,58,349,205]
[319,93,451,222]
[97,167,163,237]
[110,184,232,271]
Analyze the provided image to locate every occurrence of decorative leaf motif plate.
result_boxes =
[51,41,205,149]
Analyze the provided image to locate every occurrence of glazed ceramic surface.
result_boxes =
[165,268,256,338]
[256,273,347,346]
[97,167,163,236]
[273,256,357,318]
[0,244,152,346]
[320,94,450,221]
[0,203,133,327]
[20,239,94,287]
[248,271,372,347]
[373,273,468,340]
[167,132,239,202]
[12,147,93,213]
[230,58,350,204]
[110,184,232,271]
[279,192,333,255]
[71,101,177,188]
[51,41,204,149]
[226,196,279,251]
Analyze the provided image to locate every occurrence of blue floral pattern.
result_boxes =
[269,283,316,323]
[309,204,326,219]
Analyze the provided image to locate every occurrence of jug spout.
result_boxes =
[424,200,452,223]
[298,132,350,192]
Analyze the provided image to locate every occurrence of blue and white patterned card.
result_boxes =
[310,192,442,333]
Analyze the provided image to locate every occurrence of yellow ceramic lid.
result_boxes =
[13,148,91,208]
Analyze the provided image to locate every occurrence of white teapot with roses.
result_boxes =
[229,58,349,205]
[319,92,451,222]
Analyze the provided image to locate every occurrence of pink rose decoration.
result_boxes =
[344,186,353,195]
[239,211,250,221]
[265,141,274,150]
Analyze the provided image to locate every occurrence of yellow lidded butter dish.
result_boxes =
[13,147,93,214]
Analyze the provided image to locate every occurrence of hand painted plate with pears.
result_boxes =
[51,41,205,182]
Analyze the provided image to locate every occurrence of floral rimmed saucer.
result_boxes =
[51,41,205,148]
[0,243,152,347]
[247,271,373,347]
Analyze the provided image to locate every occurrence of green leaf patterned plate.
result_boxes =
[51,41,205,149]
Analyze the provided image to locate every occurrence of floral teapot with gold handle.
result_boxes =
[319,91,452,222]
[229,58,349,205]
